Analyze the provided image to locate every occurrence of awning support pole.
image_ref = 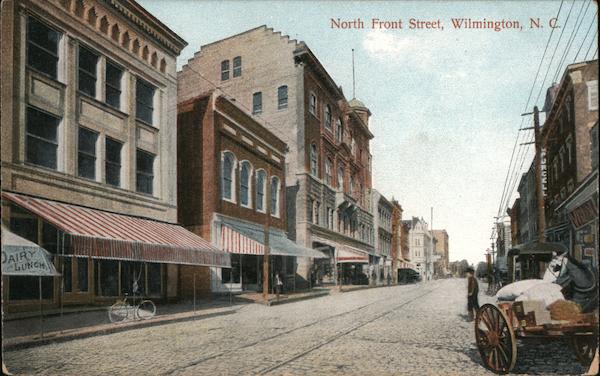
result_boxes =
[60,232,65,319]
[193,272,196,317]
[39,276,43,339]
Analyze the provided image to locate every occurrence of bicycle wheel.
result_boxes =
[108,302,129,323]
[136,300,156,320]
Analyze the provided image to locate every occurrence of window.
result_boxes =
[221,152,236,201]
[136,149,154,194]
[336,118,343,142]
[27,17,60,79]
[350,136,356,156]
[350,176,355,194]
[278,85,288,109]
[566,134,573,165]
[105,61,123,109]
[240,161,252,207]
[337,166,344,190]
[310,143,318,176]
[252,92,262,114]
[256,169,267,212]
[324,105,332,131]
[587,80,598,111]
[105,138,122,187]
[78,45,99,97]
[270,176,280,216]
[309,92,317,115]
[307,198,314,223]
[136,79,155,125]
[221,60,230,81]
[233,56,242,77]
[325,158,333,186]
[26,107,59,169]
[78,127,98,179]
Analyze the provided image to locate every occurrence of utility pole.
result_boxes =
[533,106,546,242]
[262,165,272,302]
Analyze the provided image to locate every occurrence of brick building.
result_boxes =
[178,26,375,287]
[1,0,230,312]
[371,189,393,285]
[177,90,325,294]
[432,229,449,277]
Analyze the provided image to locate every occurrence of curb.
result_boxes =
[3,308,237,351]
[260,291,331,306]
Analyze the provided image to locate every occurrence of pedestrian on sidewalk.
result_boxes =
[275,272,283,301]
[466,266,479,321]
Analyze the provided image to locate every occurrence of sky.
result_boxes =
[139,0,598,265]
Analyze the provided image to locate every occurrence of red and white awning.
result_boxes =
[2,192,230,267]
[220,224,264,255]
[337,246,369,264]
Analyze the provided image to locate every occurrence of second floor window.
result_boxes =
[221,152,236,201]
[336,118,343,142]
[325,158,333,186]
[78,45,99,97]
[278,85,288,109]
[26,107,59,170]
[270,176,280,216]
[240,161,252,207]
[310,143,318,176]
[324,105,332,131]
[105,138,122,187]
[136,79,155,125]
[27,17,60,79]
[136,150,155,195]
[221,60,230,81]
[233,56,242,77]
[105,62,123,109]
[253,92,262,114]
[309,93,317,115]
[256,170,266,212]
[78,127,98,180]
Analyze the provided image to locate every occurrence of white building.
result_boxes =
[404,217,434,280]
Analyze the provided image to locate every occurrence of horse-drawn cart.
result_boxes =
[475,242,598,374]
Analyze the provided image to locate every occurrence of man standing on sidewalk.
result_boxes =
[466,267,479,321]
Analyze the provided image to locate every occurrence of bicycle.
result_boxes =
[108,293,156,323]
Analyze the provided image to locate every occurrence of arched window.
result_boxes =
[310,143,318,176]
[337,166,344,190]
[325,158,333,186]
[270,176,280,217]
[336,118,343,142]
[221,152,236,202]
[240,161,252,207]
[324,105,332,131]
[255,169,267,212]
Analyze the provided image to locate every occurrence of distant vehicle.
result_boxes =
[398,269,421,284]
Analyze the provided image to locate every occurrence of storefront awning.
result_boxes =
[508,241,567,262]
[2,225,60,276]
[337,245,369,264]
[2,192,230,268]
[218,216,328,259]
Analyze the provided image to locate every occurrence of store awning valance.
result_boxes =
[1,225,60,276]
[2,192,230,268]
[218,216,327,259]
[337,245,369,264]
[507,241,567,262]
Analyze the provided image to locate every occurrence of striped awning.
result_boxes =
[337,246,369,264]
[2,192,230,268]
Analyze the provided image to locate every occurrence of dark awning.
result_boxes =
[2,192,231,268]
[508,241,567,261]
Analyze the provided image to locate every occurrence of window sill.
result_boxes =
[27,67,65,88]
[241,204,253,210]
[136,119,160,133]
[78,93,129,119]
[222,197,237,205]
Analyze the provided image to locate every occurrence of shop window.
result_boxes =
[147,263,163,296]
[277,85,288,109]
[105,138,122,187]
[136,79,155,125]
[26,107,59,170]
[78,45,99,97]
[221,60,230,81]
[96,260,119,296]
[78,127,98,180]
[121,261,146,295]
[27,17,60,79]
[136,149,155,195]
[9,276,53,300]
[233,56,242,77]
[252,92,262,114]
[106,61,123,109]
[78,258,88,292]
[222,256,241,283]
[256,169,266,212]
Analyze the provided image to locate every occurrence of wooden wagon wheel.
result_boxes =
[475,303,517,374]
[571,334,598,367]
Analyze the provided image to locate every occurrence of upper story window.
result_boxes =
[337,166,344,190]
[350,135,356,156]
[587,80,598,111]
[309,92,317,115]
[105,138,122,187]
[324,105,332,131]
[270,176,280,217]
[336,118,343,142]
[136,78,155,125]
[240,161,252,208]
[136,149,155,195]
[26,107,59,170]
[252,92,262,114]
[27,17,60,79]
[78,45,99,97]
[221,60,230,81]
[565,134,573,164]
[232,56,242,77]
[278,85,288,109]
[325,158,333,186]
[105,61,123,110]
[256,169,267,212]
[221,152,236,202]
[310,143,318,176]
[78,127,98,180]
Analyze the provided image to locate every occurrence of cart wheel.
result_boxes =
[475,303,517,374]
[571,335,598,367]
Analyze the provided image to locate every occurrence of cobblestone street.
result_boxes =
[3,279,586,375]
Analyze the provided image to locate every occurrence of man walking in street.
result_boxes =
[466,266,479,321]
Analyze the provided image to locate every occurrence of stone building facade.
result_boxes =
[403,217,433,280]
[177,26,375,286]
[431,229,449,277]
[371,189,393,285]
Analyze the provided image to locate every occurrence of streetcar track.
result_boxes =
[257,286,438,375]
[163,285,422,375]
